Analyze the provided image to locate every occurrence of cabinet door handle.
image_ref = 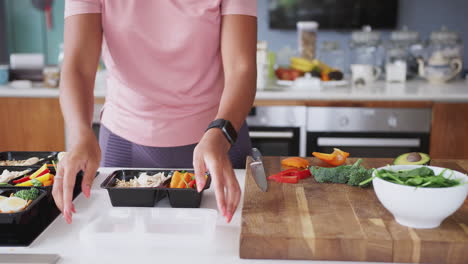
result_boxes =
[317,137,421,147]
[249,131,294,139]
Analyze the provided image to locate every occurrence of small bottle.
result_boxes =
[0,64,9,85]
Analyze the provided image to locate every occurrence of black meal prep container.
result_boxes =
[0,188,48,224]
[1,166,83,199]
[0,167,87,246]
[0,188,51,246]
[0,151,59,167]
[101,169,211,208]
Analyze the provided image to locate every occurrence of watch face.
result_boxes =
[223,120,237,143]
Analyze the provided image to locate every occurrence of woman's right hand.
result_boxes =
[52,128,101,224]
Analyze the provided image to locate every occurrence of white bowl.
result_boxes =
[372,165,468,229]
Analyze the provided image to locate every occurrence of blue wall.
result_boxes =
[4,0,64,65]
[3,0,468,68]
[258,0,468,68]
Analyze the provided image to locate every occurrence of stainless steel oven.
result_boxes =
[306,107,432,158]
[247,106,307,156]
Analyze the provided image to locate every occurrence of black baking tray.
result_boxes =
[0,151,58,167]
[101,170,211,208]
[0,188,47,224]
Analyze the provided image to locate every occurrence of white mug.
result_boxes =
[351,64,382,86]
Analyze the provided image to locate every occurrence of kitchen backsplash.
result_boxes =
[1,0,467,68]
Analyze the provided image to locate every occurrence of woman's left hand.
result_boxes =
[193,128,241,223]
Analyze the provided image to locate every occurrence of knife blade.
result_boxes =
[250,148,268,192]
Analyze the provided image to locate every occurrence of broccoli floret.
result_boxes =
[310,159,373,188]
[14,188,40,201]
[347,167,373,187]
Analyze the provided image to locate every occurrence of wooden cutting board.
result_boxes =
[240,158,468,264]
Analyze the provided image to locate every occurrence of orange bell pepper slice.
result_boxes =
[312,148,350,166]
[281,157,310,169]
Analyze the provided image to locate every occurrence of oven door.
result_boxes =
[307,132,430,158]
[249,127,300,156]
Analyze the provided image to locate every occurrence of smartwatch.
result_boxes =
[206,119,238,145]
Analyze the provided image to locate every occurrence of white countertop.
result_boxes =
[0,168,400,264]
[1,76,467,102]
[258,80,468,102]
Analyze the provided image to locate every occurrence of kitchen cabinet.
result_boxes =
[0,97,65,151]
[430,103,468,159]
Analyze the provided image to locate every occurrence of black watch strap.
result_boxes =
[206,119,238,145]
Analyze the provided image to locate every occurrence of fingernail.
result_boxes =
[84,184,91,198]
[197,184,202,193]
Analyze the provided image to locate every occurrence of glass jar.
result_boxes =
[350,26,383,67]
[427,26,463,62]
[318,41,345,72]
[297,21,318,60]
[386,27,423,80]
[43,66,60,88]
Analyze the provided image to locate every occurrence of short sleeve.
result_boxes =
[221,0,257,17]
[65,0,102,18]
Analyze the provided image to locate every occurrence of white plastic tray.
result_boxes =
[80,207,217,248]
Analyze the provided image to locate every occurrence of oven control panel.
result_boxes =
[307,107,432,133]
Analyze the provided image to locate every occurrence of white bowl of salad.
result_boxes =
[370,165,468,229]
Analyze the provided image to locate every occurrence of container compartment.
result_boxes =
[80,207,217,248]
[101,170,169,207]
[101,170,211,208]
[0,188,47,224]
[0,152,58,167]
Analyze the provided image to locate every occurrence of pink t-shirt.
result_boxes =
[64,0,257,147]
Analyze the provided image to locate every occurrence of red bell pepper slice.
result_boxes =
[277,175,299,184]
[13,175,31,184]
[187,180,196,189]
[295,169,311,179]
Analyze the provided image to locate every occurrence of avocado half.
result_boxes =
[394,152,431,165]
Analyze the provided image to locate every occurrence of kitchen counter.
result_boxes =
[1,76,468,102]
[0,167,407,264]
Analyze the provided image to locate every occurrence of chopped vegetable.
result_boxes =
[12,164,50,184]
[312,148,350,166]
[13,188,40,201]
[31,179,42,187]
[15,173,52,187]
[267,168,310,184]
[361,167,464,188]
[281,157,310,169]
[169,171,208,189]
[310,159,373,187]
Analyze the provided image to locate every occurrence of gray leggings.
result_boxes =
[99,123,252,169]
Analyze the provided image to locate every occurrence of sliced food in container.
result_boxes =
[0,187,47,224]
[101,170,211,208]
[165,170,212,208]
[0,151,58,168]
[101,170,170,207]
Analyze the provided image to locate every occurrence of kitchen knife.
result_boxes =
[250,148,268,192]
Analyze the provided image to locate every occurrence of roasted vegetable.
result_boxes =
[310,159,373,187]
[281,157,310,169]
[13,188,40,201]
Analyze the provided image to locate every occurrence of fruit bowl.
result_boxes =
[372,165,468,229]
